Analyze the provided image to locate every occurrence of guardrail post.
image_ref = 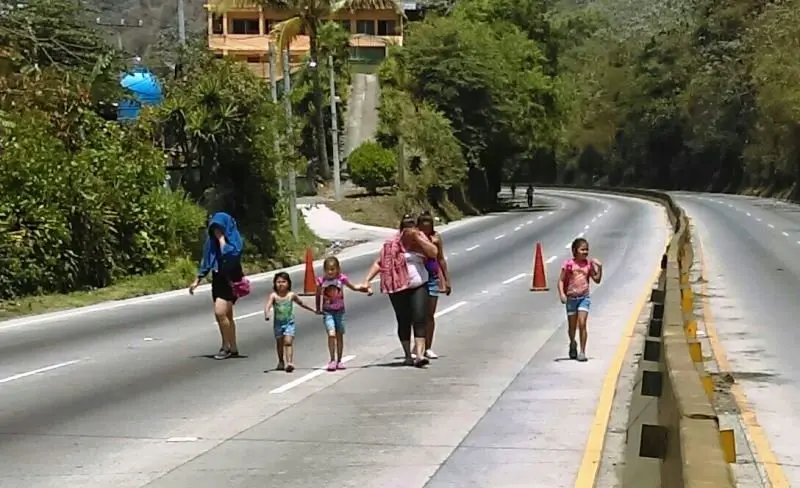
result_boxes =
[684,317,697,339]
[719,429,736,463]
[688,340,703,363]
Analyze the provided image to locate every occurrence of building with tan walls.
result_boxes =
[205,2,406,79]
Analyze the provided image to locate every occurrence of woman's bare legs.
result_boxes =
[213,298,236,358]
[226,305,238,354]
[425,295,439,358]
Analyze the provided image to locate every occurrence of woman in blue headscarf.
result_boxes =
[189,212,245,360]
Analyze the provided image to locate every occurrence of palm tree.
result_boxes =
[213,0,404,181]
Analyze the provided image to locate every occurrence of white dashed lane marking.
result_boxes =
[270,355,357,394]
[494,234,505,240]
[501,273,527,285]
[546,256,557,264]
[0,360,81,385]
[465,245,480,252]
[711,198,800,243]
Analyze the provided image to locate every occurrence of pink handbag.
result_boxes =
[229,277,251,298]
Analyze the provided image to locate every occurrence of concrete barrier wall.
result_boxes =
[531,185,734,487]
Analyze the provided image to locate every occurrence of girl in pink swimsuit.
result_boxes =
[557,238,603,362]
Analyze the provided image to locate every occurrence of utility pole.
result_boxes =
[268,42,282,196]
[95,17,144,52]
[328,55,342,201]
[177,0,186,45]
[283,48,299,241]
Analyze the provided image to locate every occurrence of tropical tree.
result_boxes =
[213,0,404,181]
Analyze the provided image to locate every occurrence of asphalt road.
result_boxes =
[674,192,800,485]
[0,189,668,488]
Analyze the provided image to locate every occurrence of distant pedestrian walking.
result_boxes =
[557,238,603,362]
[264,272,318,373]
[417,211,450,360]
[316,257,371,371]
[189,212,251,360]
[363,214,439,367]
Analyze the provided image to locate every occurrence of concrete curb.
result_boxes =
[535,184,734,487]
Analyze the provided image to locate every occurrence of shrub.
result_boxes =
[0,110,207,299]
[347,141,397,194]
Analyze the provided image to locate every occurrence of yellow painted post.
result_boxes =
[701,374,713,400]
[688,340,703,362]
[719,429,736,463]
[684,318,697,339]
[681,286,693,313]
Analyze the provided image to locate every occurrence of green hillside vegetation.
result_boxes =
[557,0,800,195]
[358,0,800,214]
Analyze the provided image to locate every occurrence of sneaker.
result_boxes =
[424,349,438,359]
[336,361,347,370]
[276,362,285,371]
[285,364,295,373]
[410,352,417,359]
[214,349,231,360]
[577,352,587,362]
[414,358,430,368]
[326,361,337,372]
[568,341,578,360]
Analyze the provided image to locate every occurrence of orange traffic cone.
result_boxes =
[530,242,549,291]
[303,248,317,295]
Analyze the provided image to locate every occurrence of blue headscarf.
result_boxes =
[197,212,244,278]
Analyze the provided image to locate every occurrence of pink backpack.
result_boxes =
[379,234,410,294]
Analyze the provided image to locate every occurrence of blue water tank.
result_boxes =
[118,67,163,121]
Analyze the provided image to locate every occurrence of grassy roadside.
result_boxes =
[0,222,326,321]
[326,186,465,228]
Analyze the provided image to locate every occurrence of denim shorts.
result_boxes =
[427,278,440,297]
[274,320,296,339]
[566,296,591,315]
[323,310,345,334]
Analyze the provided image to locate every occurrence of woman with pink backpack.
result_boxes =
[362,214,440,367]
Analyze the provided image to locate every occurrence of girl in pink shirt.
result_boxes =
[557,238,603,362]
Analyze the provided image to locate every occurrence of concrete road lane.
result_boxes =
[0,190,668,488]
[674,192,800,486]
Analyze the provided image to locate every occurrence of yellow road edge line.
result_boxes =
[574,227,669,488]
[695,231,790,487]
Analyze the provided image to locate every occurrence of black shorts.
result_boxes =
[211,271,237,304]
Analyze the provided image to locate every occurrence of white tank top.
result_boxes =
[404,251,428,288]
